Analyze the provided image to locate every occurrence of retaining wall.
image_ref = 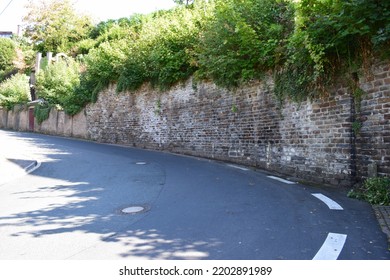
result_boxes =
[1,61,389,187]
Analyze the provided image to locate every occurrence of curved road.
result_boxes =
[0,130,389,259]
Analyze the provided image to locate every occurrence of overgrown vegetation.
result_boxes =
[0,38,17,81]
[275,0,390,102]
[1,0,389,117]
[0,73,30,110]
[348,177,390,206]
[23,0,93,54]
[196,0,294,89]
[36,57,81,114]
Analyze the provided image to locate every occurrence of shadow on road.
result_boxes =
[0,132,224,259]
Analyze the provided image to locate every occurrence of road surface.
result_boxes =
[0,130,389,259]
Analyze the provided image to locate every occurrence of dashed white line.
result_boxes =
[267,176,296,184]
[312,193,344,210]
[227,164,249,171]
[313,232,347,260]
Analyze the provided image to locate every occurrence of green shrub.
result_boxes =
[64,72,96,115]
[275,0,390,102]
[118,6,204,91]
[22,0,390,114]
[83,40,128,94]
[0,38,17,80]
[0,73,30,110]
[196,0,294,89]
[36,57,80,111]
[348,177,390,206]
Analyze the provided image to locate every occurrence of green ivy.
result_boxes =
[34,103,52,124]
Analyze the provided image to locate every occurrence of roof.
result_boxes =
[0,31,13,38]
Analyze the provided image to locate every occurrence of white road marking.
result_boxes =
[313,232,347,260]
[312,193,344,210]
[267,176,295,184]
[26,161,41,174]
[227,164,249,171]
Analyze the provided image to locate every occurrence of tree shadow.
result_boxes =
[0,131,226,259]
[6,158,36,171]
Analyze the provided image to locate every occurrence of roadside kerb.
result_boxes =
[373,206,390,247]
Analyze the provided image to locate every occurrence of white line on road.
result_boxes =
[26,161,41,174]
[312,193,344,210]
[227,164,249,171]
[267,176,296,184]
[313,232,347,260]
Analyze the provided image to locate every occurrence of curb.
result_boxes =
[0,158,40,186]
[373,205,390,248]
[23,160,40,174]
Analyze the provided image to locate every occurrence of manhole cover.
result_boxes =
[119,204,150,215]
[121,206,145,214]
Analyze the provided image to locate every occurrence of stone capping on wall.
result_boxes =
[0,60,389,187]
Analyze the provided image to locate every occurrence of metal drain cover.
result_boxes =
[120,204,150,215]
[121,206,145,214]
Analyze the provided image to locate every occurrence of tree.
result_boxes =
[0,38,17,81]
[23,0,93,54]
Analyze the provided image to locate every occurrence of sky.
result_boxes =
[0,0,177,33]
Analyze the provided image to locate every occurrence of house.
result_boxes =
[0,31,13,38]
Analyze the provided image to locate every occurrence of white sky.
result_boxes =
[0,0,177,33]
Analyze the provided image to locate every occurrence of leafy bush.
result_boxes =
[9,0,388,116]
[83,39,129,94]
[0,38,17,80]
[196,0,294,89]
[275,0,390,102]
[0,73,30,110]
[118,5,205,91]
[36,57,81,113]
[65,72,97,115]
[81,4,208,94]
[348,177,390,206]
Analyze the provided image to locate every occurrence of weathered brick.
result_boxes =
[2,60,390,188]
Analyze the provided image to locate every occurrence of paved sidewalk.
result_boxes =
[373,206,390,247]
[0,157,38,185]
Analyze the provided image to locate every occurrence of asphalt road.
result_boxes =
[0,130,389,260]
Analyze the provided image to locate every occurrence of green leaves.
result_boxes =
[36,58,81,114]
[196,0,294,89]
[95,2,204,93]
[23,0,93,54]
[0,38,17,80]
[274,0,390,103]
[348,177,390,206]
[0,74,30,110]
[20,0,390,115]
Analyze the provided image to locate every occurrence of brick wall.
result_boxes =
[1,60,389,187]
[357,61,390,179]
[85,77,357,187]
